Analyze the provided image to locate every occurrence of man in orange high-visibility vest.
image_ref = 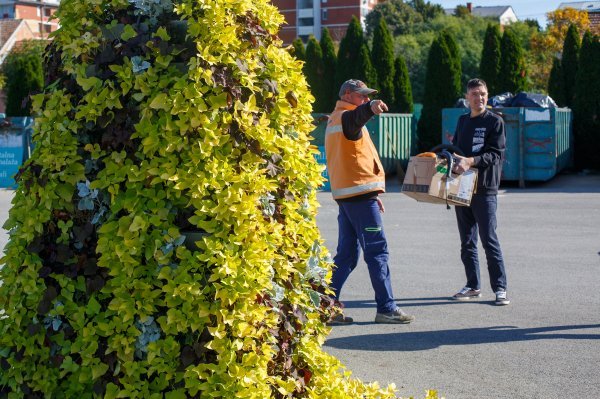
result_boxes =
[325,79,415,325]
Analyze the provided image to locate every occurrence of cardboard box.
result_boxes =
[401,156,478,206]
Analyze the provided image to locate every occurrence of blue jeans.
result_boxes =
[455,194,507,292]
[330,198,396,314]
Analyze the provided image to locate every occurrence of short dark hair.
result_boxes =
[467,78,487,91]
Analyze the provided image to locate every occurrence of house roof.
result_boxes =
[558,2,600,12]
[444,5,515,18]
[471,6,513,18]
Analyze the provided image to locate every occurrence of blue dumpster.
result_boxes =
[442,107,573,187]
[0,116,34,188]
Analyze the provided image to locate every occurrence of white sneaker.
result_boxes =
[495,290,510,306]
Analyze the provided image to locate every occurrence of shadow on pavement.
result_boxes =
[340,298,497,309]
[325,324,600,352]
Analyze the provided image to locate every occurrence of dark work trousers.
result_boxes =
[455,194,507,292]
[330,198,397,314]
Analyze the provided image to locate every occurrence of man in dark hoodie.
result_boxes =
[450,78,509,306]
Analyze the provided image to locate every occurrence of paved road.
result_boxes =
[1,173,599,398]
[317,173,600,399]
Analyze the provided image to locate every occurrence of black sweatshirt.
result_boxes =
[452,110,506,195]
[341,101,375,141]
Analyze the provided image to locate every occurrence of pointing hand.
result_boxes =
[370,100,388,115]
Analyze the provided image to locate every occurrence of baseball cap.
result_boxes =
[338,79,377,98]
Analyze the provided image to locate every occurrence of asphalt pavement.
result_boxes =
[317,172,600,399]
[1,172,599,398]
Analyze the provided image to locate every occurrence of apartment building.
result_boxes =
[273,0,380,44]
[0,0,60,39]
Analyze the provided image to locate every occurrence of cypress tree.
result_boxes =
[499,28,527,93]
[417,34,460,152]
[305,35,326,112]
[573,32,600,170]
[335,16,365,90]
[371,18,395,106]
[480,24,502,95]
[3,43,44,117]
[320,27,337,110]
[439,29,462,91]
[393,55,413,113]
[561,24,581,108]
[291,38,305,61]
[548,57,565,106]
[355,43,378,89]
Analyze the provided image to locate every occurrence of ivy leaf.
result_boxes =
[78,198,95,211]
[129,215,146,231]
[286,91,298,108]
[207,92,229,109]
[161,243,174,254]
[104,383,119,399]
[86,296,101,316]
[265,161,279,177]
[91,363,109,379]
[149,93,169,110]
[131,56,151,73]
[55,184,74,202]
[77,182,90,197]
[76,76,101,91]
[52,318,62,331]
[165,391,187,399]
[308,290,320,307]
[174,235,185,246]
[263,79,278,94]
[154,27,171,41]
[121,24,137,41]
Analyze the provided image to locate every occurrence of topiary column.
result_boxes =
[417,33,460,152]
[498,28,527,94]
[371,19,395,107]
[393,55,413,114]
[479,24,501,96]
[0,0,419,398]
[319,28,337,112]
[561,24,581,109]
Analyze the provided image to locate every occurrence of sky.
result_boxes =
[433,0,568,28]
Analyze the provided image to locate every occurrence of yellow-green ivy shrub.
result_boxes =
[0,0,440,398]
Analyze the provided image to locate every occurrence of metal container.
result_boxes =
[0,117,34,188]
[310,113,416,175]
[442,107,573,187]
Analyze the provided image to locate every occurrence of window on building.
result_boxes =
[299,35,309,42]
[298,0,313,8]
[322,9,327,20]
[44,7,52,17]
[298,17,314,26]
[0,6,12,18]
